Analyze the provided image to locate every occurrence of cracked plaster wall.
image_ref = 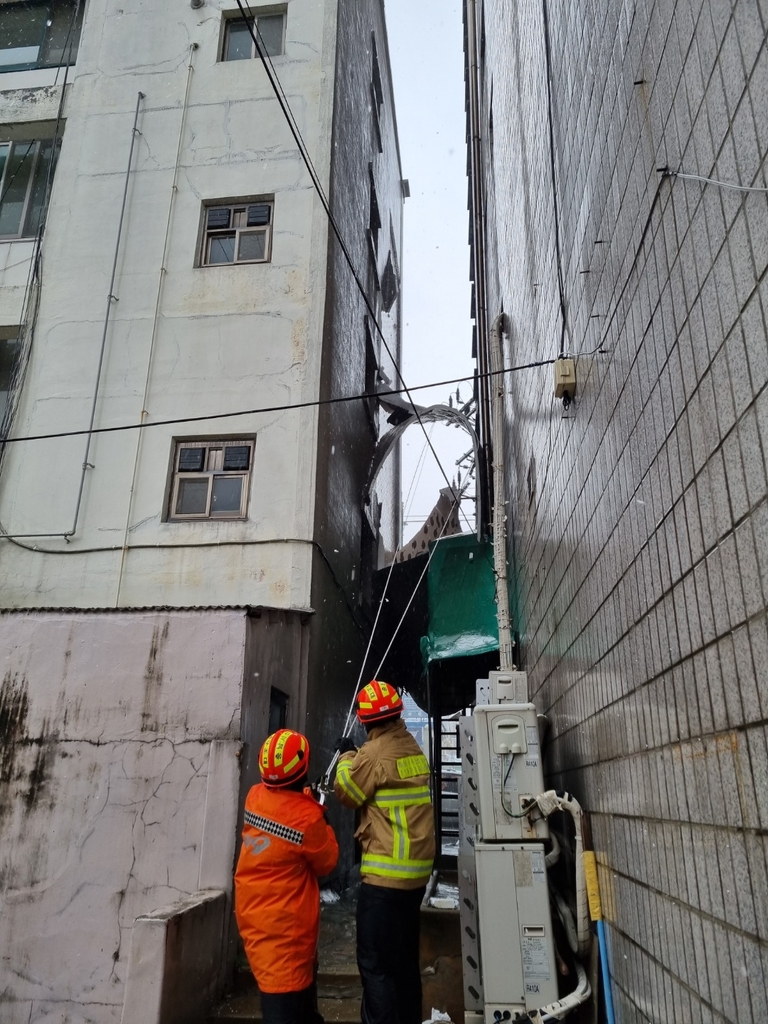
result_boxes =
[0,0,344,610]
[0,609,244,1024]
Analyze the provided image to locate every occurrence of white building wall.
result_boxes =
[0,0,339,610]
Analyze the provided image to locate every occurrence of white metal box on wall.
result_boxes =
[473,704,548,841]
[474,842,559,1019]
[476,671,527,706]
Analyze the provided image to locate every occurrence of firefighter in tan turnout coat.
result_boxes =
[334,680,435,1024]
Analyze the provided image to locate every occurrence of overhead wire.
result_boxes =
[575,166,766,365]
[0,360,556,448]
[402,423,434,521]
[320,488,462,790]
[669,169,768,193]
[541,0,567,359]
[0,142,35,210]
[234,0,476,533]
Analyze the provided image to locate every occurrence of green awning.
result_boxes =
[420,533,499,669]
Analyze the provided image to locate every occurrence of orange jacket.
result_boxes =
[234,783,339,994]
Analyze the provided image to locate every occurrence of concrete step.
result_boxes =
[209,971,362,1024]
[209,993,361,1023]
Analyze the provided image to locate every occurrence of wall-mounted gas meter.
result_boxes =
[473,704,548,842]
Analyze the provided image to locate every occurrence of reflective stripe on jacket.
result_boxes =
[234,783,339,993]
[334,718,435,889]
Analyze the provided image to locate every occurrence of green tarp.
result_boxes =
[419,533,500,670]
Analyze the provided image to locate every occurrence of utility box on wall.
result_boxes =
[474,843,559,1018]
[473,703,548,842]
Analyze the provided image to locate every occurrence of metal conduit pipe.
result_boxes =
[68,90,145,540]
[464,0,493,527]
[1,91,145,541]
[489,312,513,669]
[116,52,197,605]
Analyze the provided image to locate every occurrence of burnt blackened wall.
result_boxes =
[308,0,405,879]
[473,0,768,1020]
[239,609,310,808]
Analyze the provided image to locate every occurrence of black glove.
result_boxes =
[335,736,357,755]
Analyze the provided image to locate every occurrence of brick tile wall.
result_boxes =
[477,0,768,1018]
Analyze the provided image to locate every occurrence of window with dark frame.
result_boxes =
[359,514,378,611]
[0,137,62,240]
[0,0,84,73]
[268,688,289,735]
[363,318,379,436]
[368,165,381,252]
[168,439,255,521]
[221,11,285,61]
[201,200,273,267]
[370,34,384,153]
[0,331,21,436]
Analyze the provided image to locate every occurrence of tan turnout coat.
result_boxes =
[334,718,435,889]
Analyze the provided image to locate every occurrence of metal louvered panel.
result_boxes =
[178,447,205,471]
[223,445,250,470]
[458,715,484,1014]
[247,204,271,226]
[207,206,231,229]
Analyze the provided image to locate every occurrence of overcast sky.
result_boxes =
[384,0,475,536]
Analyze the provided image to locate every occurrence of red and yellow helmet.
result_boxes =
[259,729,310,787]
[356,680,403,725]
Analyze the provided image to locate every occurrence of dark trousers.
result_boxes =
[260,983,324,1024]
[356,882,425,1024]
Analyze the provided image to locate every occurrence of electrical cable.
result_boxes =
[574,174,668,360]
[234,0,476,534]
[499,752,532,818]
[321,492,460,789]
[499,752,516,816]
[0,143,35,210]
[541,0,567,359]
[573,165,762,364]
[371,501,455,680]
[669,169,768,193]
[402,424,434,522]
[0,361,556,448]
[320,550,399,790]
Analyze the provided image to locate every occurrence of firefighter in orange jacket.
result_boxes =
[235,729,339,1024]
[334,681,435,1024]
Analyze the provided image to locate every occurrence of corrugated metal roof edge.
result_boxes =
[0,605,315,616]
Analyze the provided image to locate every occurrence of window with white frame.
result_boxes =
[201,200,273,266]
[0,137,61,240]
[0,0,84,73]
[221,11,285,61]
[169,439,255,521]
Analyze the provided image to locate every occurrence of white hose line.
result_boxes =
[528,958,591,1022]
[321,493,461,789]
[534,790,591,957]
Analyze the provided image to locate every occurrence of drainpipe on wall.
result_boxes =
[0,91,145,542]
[489,312,513,670]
